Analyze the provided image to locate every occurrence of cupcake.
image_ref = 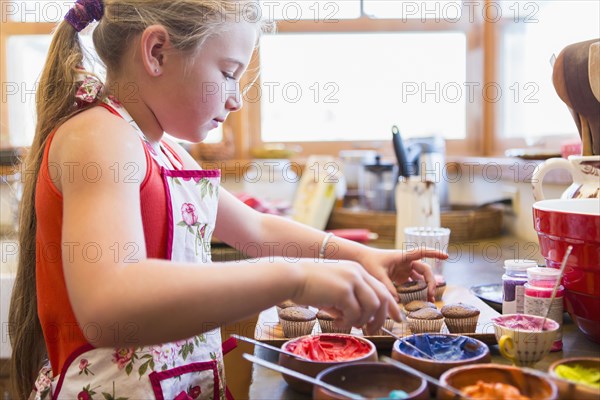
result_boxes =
[397,280,428,304]
[404,300,437,314]
[276,300,308,320]
[317,310,351,334]
[406,307,444,334]
[279,307,317,338]
[435,279,447,301]
[371,317,396,336]
[441,303,480,333]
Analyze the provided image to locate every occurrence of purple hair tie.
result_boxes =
[64,0,104,32]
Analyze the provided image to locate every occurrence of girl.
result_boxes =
[9,0,447,399]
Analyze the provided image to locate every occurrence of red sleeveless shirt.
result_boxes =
[35,105,183,374]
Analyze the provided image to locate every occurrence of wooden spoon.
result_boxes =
[553,39,600,156]
[589,42,600,103]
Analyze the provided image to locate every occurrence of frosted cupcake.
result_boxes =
[434,278,447,301]
[397,280,428,304]
[441,303,480,333]
[406,308,444,334]
[279,307,317,338]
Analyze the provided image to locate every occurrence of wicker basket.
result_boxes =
[441,206,503,242]
[326,206,503,245]
[326,208,397,246]
[440,205,503,242]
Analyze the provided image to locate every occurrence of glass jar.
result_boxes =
[502,259,538,315]
[524,267,564,352]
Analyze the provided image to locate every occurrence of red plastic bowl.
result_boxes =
[533,199,600,343]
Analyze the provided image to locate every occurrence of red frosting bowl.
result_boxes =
[532,199,600,342]
[278,334,377,394]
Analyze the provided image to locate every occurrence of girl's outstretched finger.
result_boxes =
[404,248,448,262]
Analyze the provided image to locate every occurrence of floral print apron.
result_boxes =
[33,97,232,400]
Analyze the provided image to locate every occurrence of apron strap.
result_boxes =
[99,98,178,170]
[221,337,237,356]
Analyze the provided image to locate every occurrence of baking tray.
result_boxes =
[255,285,500,350]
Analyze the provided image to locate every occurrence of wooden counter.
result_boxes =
[243,237,600,399]
[247,317,600,400]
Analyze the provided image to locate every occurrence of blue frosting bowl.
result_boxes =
[392,333,491,379]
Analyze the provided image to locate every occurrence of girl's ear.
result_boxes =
[140,25,170,77]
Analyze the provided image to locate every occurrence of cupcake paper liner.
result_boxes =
[407,316,444,334]
[318,319,352,334]
[281,319,316,338]
[444,315,479,334]
[372,318,396,336]
[398,287,428,305]
[434,285,447,301]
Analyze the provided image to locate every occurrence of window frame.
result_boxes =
[242,9,487,158]
[0,14,57,147]
[486,12,585,155]
[4,1,562,159]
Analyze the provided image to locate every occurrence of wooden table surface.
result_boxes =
[246,237,600,399]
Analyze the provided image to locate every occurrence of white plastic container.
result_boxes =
[394,176,440,249]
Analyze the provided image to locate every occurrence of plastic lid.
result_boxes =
[527,266,560,281]
[504,259,538,271]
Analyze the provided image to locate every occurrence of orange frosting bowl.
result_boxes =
[438,364,558,400]
[278,334,377,394]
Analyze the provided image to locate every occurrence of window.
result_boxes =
[5,35,52,147]
[0,1,223,148]
[259,32,467,142]
[364,0,464,19]
[247,0,483,156]
[4,0,68,22]
[497,1,600,145]
[247,0,600,156]
[260,0,361,20]
[3,1,597,157]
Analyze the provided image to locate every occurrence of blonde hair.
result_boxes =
[9,1,273,398]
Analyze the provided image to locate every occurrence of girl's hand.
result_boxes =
[356,248,449,302]
[292,260,401,335]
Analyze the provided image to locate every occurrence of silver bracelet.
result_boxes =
[319,232,334,259]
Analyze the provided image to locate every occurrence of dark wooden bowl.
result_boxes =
[314,362,428,400]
